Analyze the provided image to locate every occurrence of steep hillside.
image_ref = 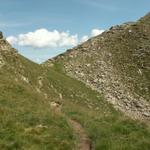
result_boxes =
[0,32,75,150]
[1,32,150,150]
[0,13,150,149]
[44,62,150,149]
[45,13,150,121]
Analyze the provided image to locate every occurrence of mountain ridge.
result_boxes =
[45,12,150,121]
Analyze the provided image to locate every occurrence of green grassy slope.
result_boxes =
[45,62,150,150]
[0,45,75,149]
[1,46,150,150]
[0,12,150,149]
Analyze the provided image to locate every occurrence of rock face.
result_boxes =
[0,31,3,39]
[0,32,18,68]
[46,13,150,121]
[0,32,31,84]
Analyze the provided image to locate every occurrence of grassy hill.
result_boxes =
[0,36,75,150]
[46,12,150,121]
[44,62,150,150]
[0,13,150,150]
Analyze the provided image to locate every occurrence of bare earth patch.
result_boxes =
[69,119,91,150]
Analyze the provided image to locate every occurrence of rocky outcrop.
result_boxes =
[0,31,3,39]
[0,32,28,82]
[63,54,150,121]
[0,32,17,68]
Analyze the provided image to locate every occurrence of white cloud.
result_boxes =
[91,29,104,37]
[81,35,89,42]
[7,28,78,48]
[7,28,104,48]
[6,36,17,44]
[80,28,104,43]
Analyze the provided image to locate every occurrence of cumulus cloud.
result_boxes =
[7,28,78,48]
[6,36,17,45]
[7,28,104,48]
[81,35,89,43]
[80,28,104,43]
[91,29,104,37]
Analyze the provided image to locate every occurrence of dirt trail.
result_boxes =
[69,119,91,150]
[50,102,91,150]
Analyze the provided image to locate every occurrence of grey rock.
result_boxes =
[0,31,3,39]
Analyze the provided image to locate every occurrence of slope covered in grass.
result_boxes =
[45,12,150,121]
[1,39,150,149]
[0,37,75,150]
[0,11,150,149]
[45,62,150,150]
[0,76,74,150]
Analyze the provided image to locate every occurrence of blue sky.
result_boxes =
[0,0,150,63]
